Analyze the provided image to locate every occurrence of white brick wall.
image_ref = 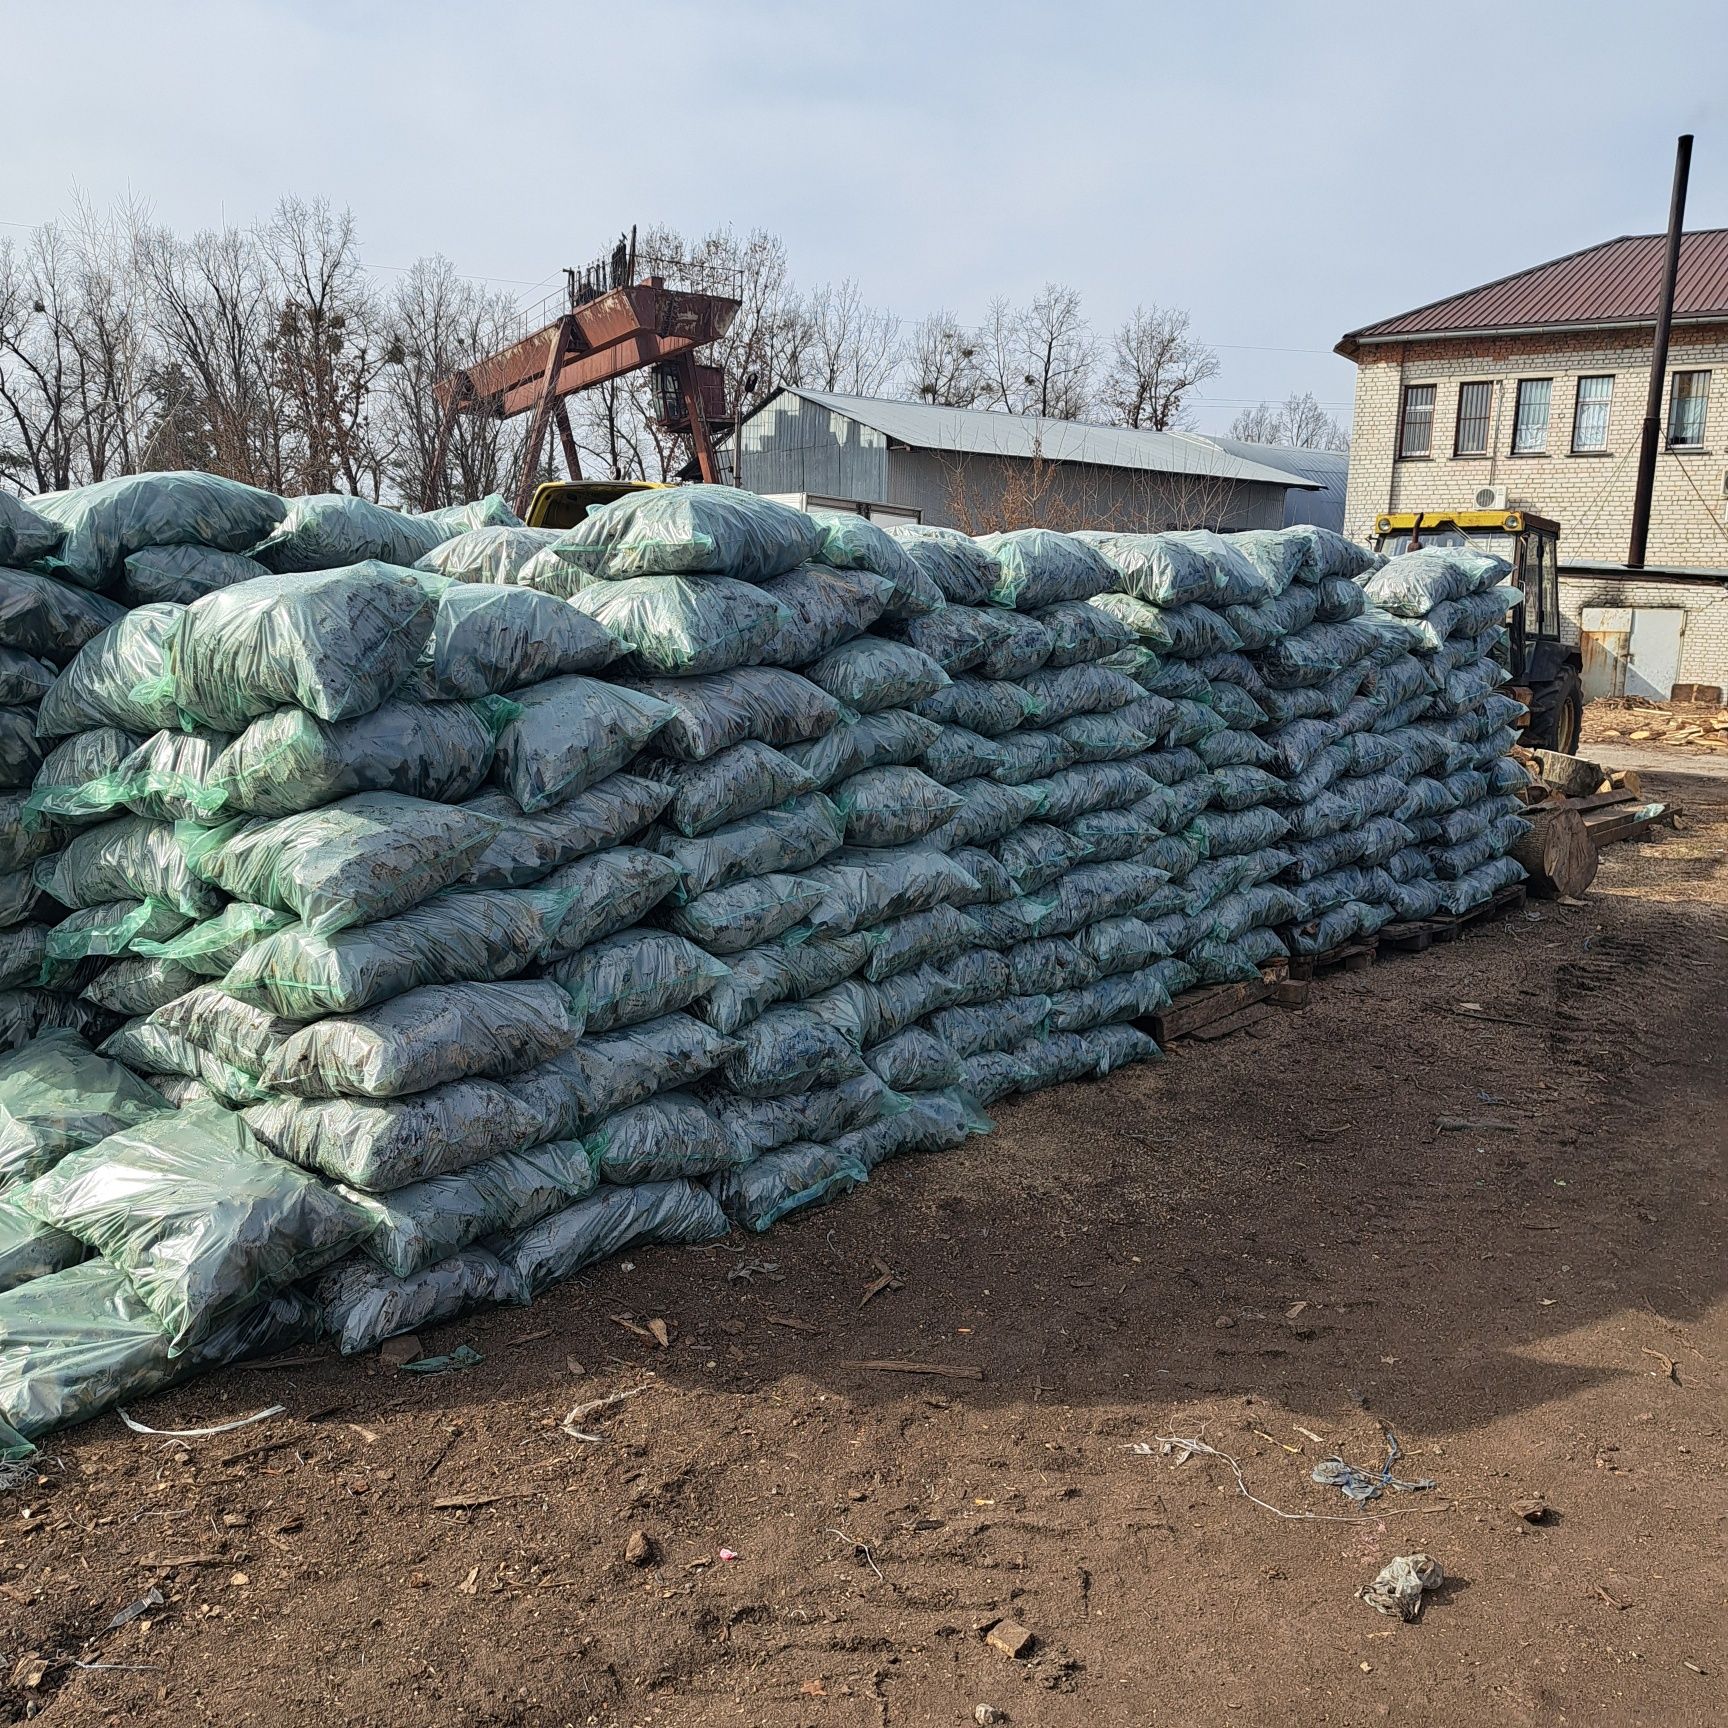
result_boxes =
[1343,325,1728,563]
[1343,323,1728,698]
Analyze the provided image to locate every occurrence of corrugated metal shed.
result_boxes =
[1203,439,1347,531]
[740,388,1318,490]
[1338,229,1728,354]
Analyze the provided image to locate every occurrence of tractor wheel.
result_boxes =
[1529,665,1583,754]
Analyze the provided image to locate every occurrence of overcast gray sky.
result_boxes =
[5,0,1724,434]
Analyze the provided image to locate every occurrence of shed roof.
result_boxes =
[1337,230,1728,356]
[1204,438,1347,531]
[746,388,1317,489]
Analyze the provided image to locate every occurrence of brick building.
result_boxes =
[1338,231,1728,700]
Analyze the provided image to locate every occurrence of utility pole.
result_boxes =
[1627,134,1693,568]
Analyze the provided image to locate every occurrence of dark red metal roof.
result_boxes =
[1337,230,1728,355]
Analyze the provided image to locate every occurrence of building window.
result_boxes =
[1398,383,1435,458]
[1572,375,1614,451]
[1454,381,1493,456]
[1511,378,1551,453]
[1668,370,1710,448]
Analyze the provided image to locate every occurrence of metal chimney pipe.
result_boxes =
[1627,134,1693,568]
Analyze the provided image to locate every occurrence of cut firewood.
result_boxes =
[1531,748,1608,800]
[1510,804,1598,899]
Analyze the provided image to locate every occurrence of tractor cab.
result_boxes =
[521,479,670,531]
[1372,509,1582,752]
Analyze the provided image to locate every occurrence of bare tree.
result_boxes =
[904,310,983,407]
[1228,390,1349,452]
[804,278,900,396]
[1098,304,1219,431]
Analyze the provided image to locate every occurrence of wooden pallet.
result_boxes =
[1145,963,1285,1045]
[1378,883,1527,954]
[1285,937,1378,982]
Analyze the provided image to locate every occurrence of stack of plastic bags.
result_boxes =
[0,478,1539,1454]
[1361,549,1532,920]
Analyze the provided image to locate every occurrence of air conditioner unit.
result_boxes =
[1473,485,1509,511]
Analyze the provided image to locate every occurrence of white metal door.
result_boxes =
[1579,606,1684,700]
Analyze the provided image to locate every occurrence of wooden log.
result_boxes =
[1510,804,1598,898]
[1530,749,1607,800]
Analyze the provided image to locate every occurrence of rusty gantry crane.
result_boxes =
[426,235,742,516]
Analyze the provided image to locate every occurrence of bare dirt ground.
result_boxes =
[4,755,1726,1728]
[1583,696,1728,758]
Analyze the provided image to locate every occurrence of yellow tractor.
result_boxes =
[520,479,669,531]
[1372,509,1583,753]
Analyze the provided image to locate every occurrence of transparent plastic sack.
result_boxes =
[888,524,998,605]
[974,610,1054,681]
[490,675,674,813]
[833,1087,991,1170]
[17,1098,364,1353]
[0,1030,169,1192]
[34,604,184,738]
[981,529,1114,610]
[0,1261,315,1458]
[198,697,510,819]
[246,1075,552,1191]
[0,1196,86,1292]
[706,1144,864,1232]
[315,1248,522,1355]
[533,848,682,959]
[722,1004,868,1097]
[407,574,620,697]
[184,792,501,937]
[547,928,727,1033]
[862,904,982,982]
[796,844,980,936]
[511,1013,739,1141]
[247,493,451,573]
[913,676,1040,737]
[815,515,943,617]
[548,484,821,584]
[831,765,961,847]
[0,992,114,1054]
[495,1178,729,1295]
[698,934,872,1037]
[926,778,1047,850]
[1362,548,1510,617]
[782,707,940,790]
[263,980,578,1101]
[0,494,63,567]
[632,666,848,762]
[712,1071,895,1160]
[927,991,1052,1057]
[802,636,949,714]
[1030,761,1154,826]
[571,573,791,676]
[414,525,560,584]
[650,741,817,838]
[989,729,1077,786]
[757,564,895,663]
[347,1135,597,1279]
[80,957,202,1017]
[886,604,1015,675]
[587,1092,745,1185]
[32,471,286,589]
[652,794,843,901]
[165,563,436,731]
[919,725,1008,785]
[662,872,826,956]
[118,544,264,607]
[457,775,671,890]
[36,815,223,917]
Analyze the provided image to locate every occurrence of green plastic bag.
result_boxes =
[35,815,223,917]
[571,574,793,676]
[244,1078,553,1192]
[182,792,502,937]
[0,566,121,659]
[119,544,265,606]
[586,1091,746,1184]
[221,887,556,1022]
[708,1143,866,1232]
[458,776,672,890]
[29,471,286,589]
[132,902,296,978]
[260,980,579,1100]
[0,1029,169,1191]
[314,1247,522,1355]
[405,573,619,697]
[0,494,64,567]
[490,675,676,814]
[0,1196,85,1292]
[548,484,820,583]
[545,929,726,1034]
[346,1138,597,1278]
[165,563,437,730]
[17,1099,366,1353]
[0,1260,317,1457]
[33,604,184,739]
[247,493,453,573]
